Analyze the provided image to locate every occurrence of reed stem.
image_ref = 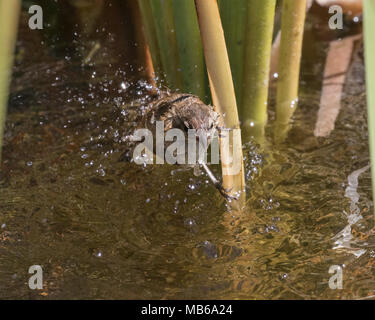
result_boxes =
[138,0,163,79]
[241,0,276,136]
[0,0,21,163]
[149,0,181,89]
[194,0,245,202]
[275,0,307,129]
[364,0,375,217]
[172,0,205,98]
[218,0,247,106]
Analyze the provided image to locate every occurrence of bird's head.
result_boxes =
[177,102,219,151]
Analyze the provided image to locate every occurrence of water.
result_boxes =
[0,6,374,299]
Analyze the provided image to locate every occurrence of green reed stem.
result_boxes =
[364,0,375,216]
[0,0,21,163]
[218,0,247,106]
[241,0,276,136]
[275,0,307,127]
[149,0,181,89]
[137,0,162,77]
[172,0,205,98]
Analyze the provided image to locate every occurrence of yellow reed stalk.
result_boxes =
[194,0,245,202]
[0,0,21,162]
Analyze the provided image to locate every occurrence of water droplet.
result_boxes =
[188,184,196,190]
[95,251,102,258]
[97,168,106,177]
[120,82,127,90]
[184,218,196,227]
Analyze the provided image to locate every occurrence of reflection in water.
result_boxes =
[333,165,370,258]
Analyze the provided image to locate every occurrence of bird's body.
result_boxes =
[138,92,219,134]
[120,91,235,200]
[120,92,218,161]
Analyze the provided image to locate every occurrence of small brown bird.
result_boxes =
[120,92,235,200]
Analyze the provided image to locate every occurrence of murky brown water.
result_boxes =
[0,4,374,299]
